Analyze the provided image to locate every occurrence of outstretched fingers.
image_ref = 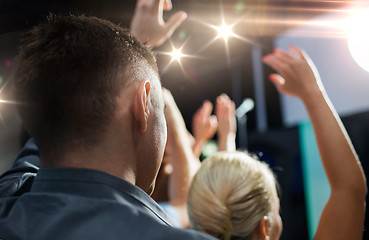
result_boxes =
[268,73,285,91]
[262,53,290,76]
[274,48,296,62]
[202,101,213,119]
[164,11,187,37]
[289,45,306,60]
[192,100,218,143]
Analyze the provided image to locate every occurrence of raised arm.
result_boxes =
[192,101,218,158]
[130,0,187,47]
[262,46,367,240]
[215,94,236,152]
[162,88,201,228]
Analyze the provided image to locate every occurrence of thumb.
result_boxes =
[269,74,285,88]
[209,115,218,131]
[165,11,187,36]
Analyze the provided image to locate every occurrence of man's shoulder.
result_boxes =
[0,197,215,240]
[0,191,215,240]
[0,138,39,197]
[160,227,216,240]
[88,201,215,239]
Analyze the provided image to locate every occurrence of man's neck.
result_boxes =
[42,137,137,186]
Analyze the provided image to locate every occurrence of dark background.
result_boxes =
[0,1,368,239]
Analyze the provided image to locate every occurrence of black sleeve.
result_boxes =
[0,138,40,197]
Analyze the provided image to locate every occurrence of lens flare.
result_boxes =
[157,39,201,76]
[0,78,19,125]
[188,1,258,65]
[347,8,369,72]
[216,23,234,40]
[169,48,185,62]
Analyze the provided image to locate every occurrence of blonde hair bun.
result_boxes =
[188,151,276,240]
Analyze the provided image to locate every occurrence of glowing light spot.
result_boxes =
[347,8,369,73]
[235,1,244,13]
[216,23,234,40]
[170,48,184,62]
[0,76,3,85]
[178,30,186,41]
[157,39,200,75]
[202,140,218,158]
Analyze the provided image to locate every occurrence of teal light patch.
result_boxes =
[298,121,330,239]
[202,140,218,158]
[178,30,186,40]
[234,1,244,13]
[0,75,3,85]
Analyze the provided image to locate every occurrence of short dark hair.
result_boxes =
[12,15,158,160]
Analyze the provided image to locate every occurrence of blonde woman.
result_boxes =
[188,151,281,240]
[188,46,367,240]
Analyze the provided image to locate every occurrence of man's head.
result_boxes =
[12,15,166,183]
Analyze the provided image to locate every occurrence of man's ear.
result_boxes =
[133,81,151,132]
[259,216,270,240]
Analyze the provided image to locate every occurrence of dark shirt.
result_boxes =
[0,139,215,240]
[0,138,39,197]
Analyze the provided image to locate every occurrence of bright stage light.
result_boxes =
[157,39,200,75]
[216,23,234,40]
[170,48,184,62]
[347,8,369,73]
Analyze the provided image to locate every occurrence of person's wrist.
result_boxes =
[299,84,325,105]
[218,130,235,138]
[194,137,207,147]
[224,133,236,143]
